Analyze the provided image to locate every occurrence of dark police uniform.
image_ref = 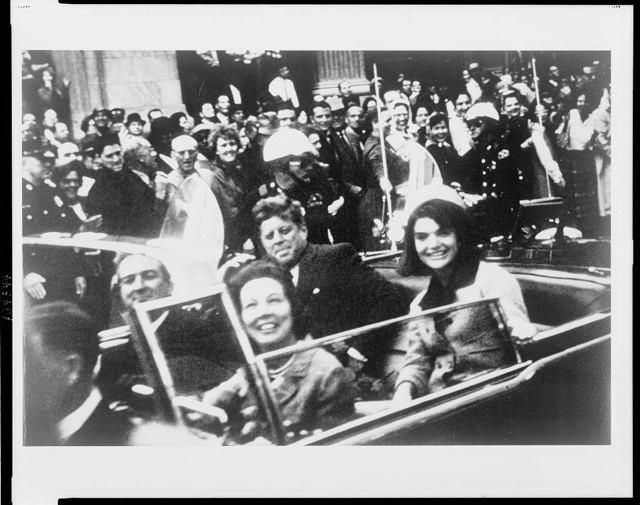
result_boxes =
[241,175,340,247]
[460,140,520,240]
[23,178,78,235]
[23,178,86,304]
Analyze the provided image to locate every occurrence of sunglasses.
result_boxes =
[466,119,485,128]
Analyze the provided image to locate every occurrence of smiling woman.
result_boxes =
[393,191,537,402]
[202,260,358,439]
[208,125,249,252]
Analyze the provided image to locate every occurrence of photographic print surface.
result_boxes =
[12,2,632,500]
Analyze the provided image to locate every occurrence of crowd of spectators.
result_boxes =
[22,52,612,258]
[21,50,613,446]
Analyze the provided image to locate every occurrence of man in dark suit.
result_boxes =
[249,194,409,374]
[310,101,366,249]
[24,301,136,445]
[85,133,163,237]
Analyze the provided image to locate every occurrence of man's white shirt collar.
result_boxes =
[290,264,300,286]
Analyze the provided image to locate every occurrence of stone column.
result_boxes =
[313,50,371,99]
[50,50,184,139]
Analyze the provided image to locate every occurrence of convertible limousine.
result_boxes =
[22,231,611,446]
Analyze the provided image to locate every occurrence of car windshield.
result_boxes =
[128,292,520,445]
[128,285,287,444]
[255,297,520,444]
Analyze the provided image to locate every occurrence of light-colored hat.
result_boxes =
[263,128,318,163]
[404,183,466,218]
[465,102,500,123]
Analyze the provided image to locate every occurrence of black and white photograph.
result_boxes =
[11,2,633,500]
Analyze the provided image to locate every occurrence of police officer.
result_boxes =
[459,102,520,241]
[23,150,73,235]
[22,148,87,304]
[235,128,344,250]
[267,129,345,245]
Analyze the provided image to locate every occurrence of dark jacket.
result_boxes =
[85,169,162,237]
[22,179,86,303]
[459,139,520,239]
[294,242,409,370]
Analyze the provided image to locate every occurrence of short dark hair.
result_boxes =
[225,259,303,340]
[93,133,121,156]
[25,301,99,380]
[428,112,449,129]
[400,199,481,277]
[169,111,187,130]
[502,89,522,106]
[276,100,296,113]
[452,89,472,103]
[50,160,84,186]
[310,101,331,117]
[80,115,95,134]
[252,195,306,231]
[362,96,378,110]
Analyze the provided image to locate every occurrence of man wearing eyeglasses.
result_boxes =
[164,134,215,204]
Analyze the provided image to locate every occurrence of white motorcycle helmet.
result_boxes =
[263,128,318,164]
[465,101,500,123]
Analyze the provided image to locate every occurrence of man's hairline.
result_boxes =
[116,254,172,283]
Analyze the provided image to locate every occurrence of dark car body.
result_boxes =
[21,229,612,447]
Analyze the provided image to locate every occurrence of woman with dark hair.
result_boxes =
[169,111,192,135]
[362,95,381,116]
[202,260,357,438]
[393,192,536,402]
[50,160,103,233]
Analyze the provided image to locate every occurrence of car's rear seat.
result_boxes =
[377,265,611,328]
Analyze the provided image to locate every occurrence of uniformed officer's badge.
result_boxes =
[307,193,324,209]
[54,195,64,207]
[498,149,510,160]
